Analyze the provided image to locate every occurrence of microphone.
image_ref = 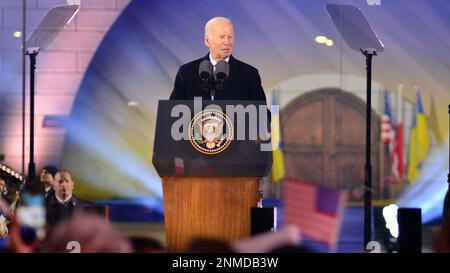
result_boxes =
[214,60,229,93]
[199,60,213,93]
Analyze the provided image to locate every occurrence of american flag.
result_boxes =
[283,179,347,249]
[174,157,184,174]
[382,91,394,143]
[382,91,402,183]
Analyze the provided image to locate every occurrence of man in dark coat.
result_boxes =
[169,16,267,102]
[45,170,90,227]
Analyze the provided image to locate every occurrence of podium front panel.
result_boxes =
[152,100,272,177]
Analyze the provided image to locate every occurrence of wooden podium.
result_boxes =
[162,177,259,252]
[153,100,271,252]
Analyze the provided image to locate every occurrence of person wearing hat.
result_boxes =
[40,165,58,199]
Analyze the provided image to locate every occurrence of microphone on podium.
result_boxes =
[199,60,213,96]
[214,60,229,96]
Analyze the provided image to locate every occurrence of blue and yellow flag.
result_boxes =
[407,91,430,182]
[271,92,285,182]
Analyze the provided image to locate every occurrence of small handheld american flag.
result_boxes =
[283,178,348,250]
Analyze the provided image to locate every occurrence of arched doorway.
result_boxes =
[281,88,385,202]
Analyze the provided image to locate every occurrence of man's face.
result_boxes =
[54,172,74,200]
[40,169,55,186]
[0,179,5,193]
[205,21,234,60]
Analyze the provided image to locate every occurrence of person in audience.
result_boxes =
[232,225,306,253]
[45,170,90,226]
[0,196,11,218]
[129,236,165,253]
[41,210,132,253]
[186,237,234,253]
[0,174,14,204]
[184,225,311,253]
[0,175,7,197]
[0,196,12,239]
[0,176,13,240]
[40,165,58,199]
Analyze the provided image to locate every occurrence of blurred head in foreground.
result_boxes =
[129,236,165,253]
[41,210,132,253]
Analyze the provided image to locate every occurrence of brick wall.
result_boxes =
[0,0,132,173]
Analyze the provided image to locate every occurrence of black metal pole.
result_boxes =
[363,50,376,249]
[21,0,27,183]
[28,51,38,180]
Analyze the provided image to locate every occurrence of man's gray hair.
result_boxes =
[205,17,233,37]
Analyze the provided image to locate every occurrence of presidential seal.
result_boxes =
[189,109,233,155]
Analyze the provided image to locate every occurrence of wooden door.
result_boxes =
[281,89,382,201]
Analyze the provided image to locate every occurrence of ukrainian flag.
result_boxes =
[271,92,285,182]
[407,91,430,182]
